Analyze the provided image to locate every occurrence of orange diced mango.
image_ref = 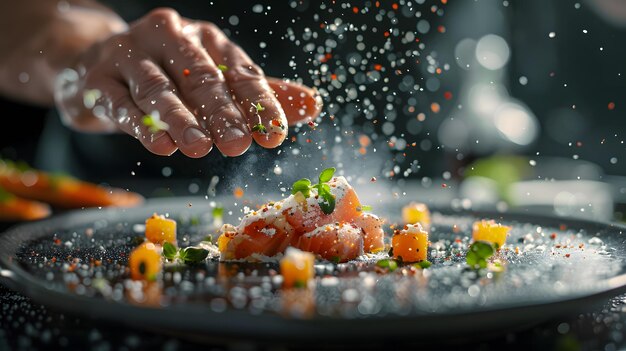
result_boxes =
[280,247,315,288]
[145,213,177,245]
[129,242,162,281]
[472,220,510,249]
[402,202,431,230]
[392,223,428,262]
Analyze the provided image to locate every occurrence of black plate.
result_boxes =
[1,196,626,343]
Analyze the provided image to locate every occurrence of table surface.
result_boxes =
[1,281,625,350]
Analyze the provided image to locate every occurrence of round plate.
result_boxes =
[1,196,626,343]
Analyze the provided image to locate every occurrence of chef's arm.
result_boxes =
[0,0,126,106]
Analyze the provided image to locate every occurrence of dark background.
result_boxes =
[2,0,624,187]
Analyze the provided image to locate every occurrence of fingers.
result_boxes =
[200,23,288,149]
[266,77,323,126]
[97,79,178,156]
[117,54,213,158]
[131,10,251,156]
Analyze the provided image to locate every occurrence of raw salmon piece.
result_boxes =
[352,213,385,253]
[223,214,294,260]
[285,176,362,234]
[297,223,364,262]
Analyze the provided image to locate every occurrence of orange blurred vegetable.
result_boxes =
[145,213,177,245]
[280,247,315,288]
[0,192,50,221]
[472,220,510,249]
[129,242,162,281]
[0,159,142,209]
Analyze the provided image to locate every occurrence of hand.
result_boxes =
[54,8,321,158]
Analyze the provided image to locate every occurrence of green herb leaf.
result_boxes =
[466,240,495,270]
[255,102,265,112]
[317,188,336,215]
[180,247,209,264]
[293,280,307,288]
[414,260,432,269]
[217,64,228,72]
[318,167,336,183]
[163,242,178,261]
[203,234,213,243]
[376,259,398,272]
[291,178,312,197]
[251,123,267,134]
[212,206,224,219]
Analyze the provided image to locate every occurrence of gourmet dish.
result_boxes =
[127,168,513,289]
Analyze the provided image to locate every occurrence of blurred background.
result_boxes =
[1,0,625,221]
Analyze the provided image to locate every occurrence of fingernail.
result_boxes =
[222,127,246,144]
[183,127,208,145]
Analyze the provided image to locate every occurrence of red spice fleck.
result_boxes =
[441,183,447,188]
[183,68,190,77]
[576,141,583,147]
[330,73,337,80]
[565,254,571,258]
[444,91,453,100]
[375,1,380,7]
[392,3,398,10]
[608,102,616,110]
[370,177,377,182]
[352,6,359,13]
[550,233,557,240]
[437,25,446,33]
[53,238,61,245]
[271,119,282,127]
[559,224,567,231]
[431,102,441,113]
[306,138,311,143]
[374,64,383,71]
[384,31,390,37]
[233,187,244,199]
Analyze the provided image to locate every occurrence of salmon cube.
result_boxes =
[352,213,385,253]
[297,223,363,262]
[392,223,428,262]
[285,176,362,233]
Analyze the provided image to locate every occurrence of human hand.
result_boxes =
[54,8,321,158]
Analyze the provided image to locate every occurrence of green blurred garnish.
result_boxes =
[217,64,228,72]
[466,241,495,269]
[376,259,398,272]
[464,155,530,204]
[142,114,169,133]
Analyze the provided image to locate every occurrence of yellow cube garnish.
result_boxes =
[472,220,510,249]
[145,213,177,245]
[392,223,428,262]
[402,202,431,230]
[280,247,315,288]
[129,242,162,281]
